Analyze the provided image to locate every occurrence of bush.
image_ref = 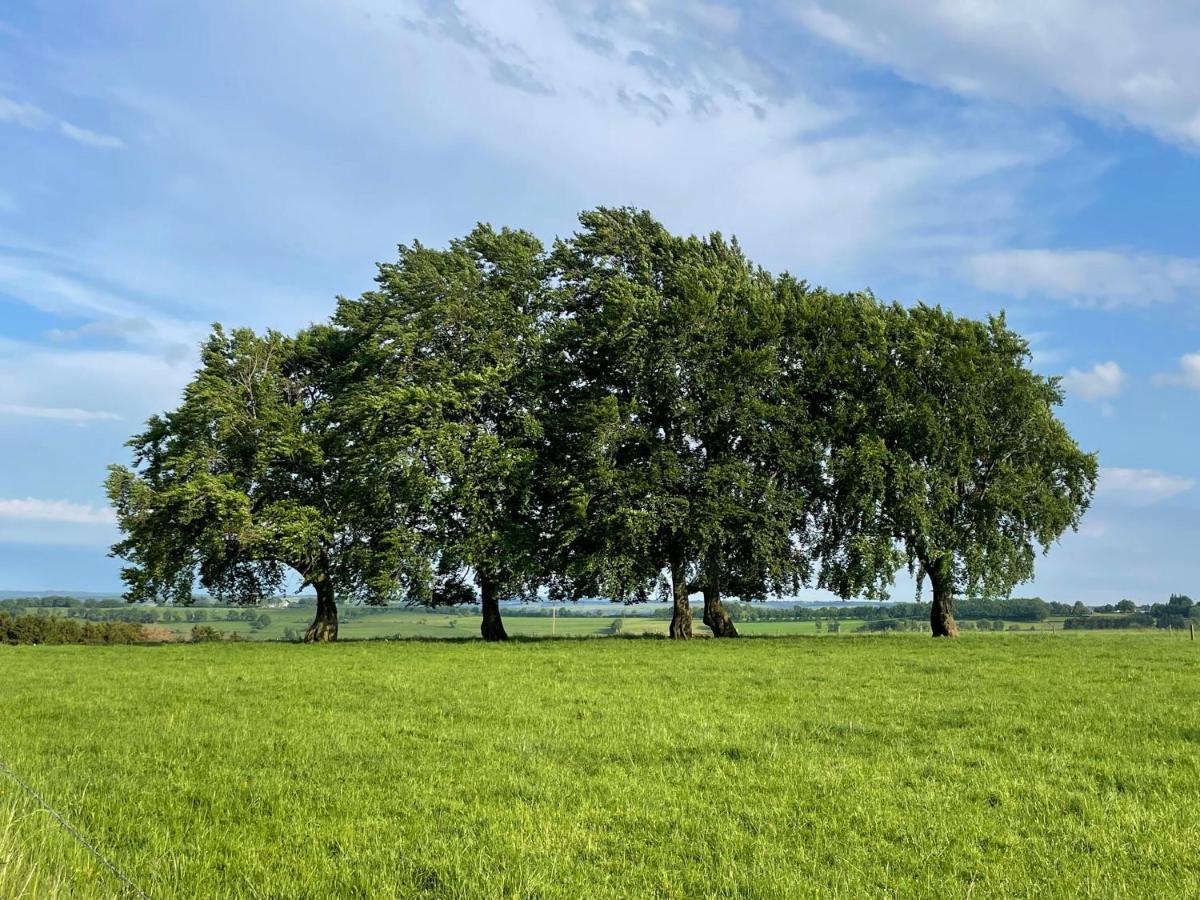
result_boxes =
[1063,614,1153,630]
[857,619,901,632]
[0,613,143,645]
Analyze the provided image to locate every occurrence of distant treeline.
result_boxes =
[723,598,1062,623]
[0,613,144,645]
[0,596,125,611]
[1063,615,1153,630]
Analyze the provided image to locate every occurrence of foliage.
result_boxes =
[106,325,434,640]
[189,625,239,642]
[818,303,1097,633]
[1063,614,1153,630]
[1149,594,1198,629]
[0,613,143,645]
[542,209,817,636]
[105,210,1097,640]
[333,225,548,638]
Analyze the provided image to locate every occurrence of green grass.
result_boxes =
[2,633,1198,897]
[0,795,110,898]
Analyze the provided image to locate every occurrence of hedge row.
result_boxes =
[0,613,145,645]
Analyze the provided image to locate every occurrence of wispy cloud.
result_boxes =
[329,0,1072,276]
[0,402,120,422]
[0,253,206,358]
[0,94,123,149]
[1152,352,1200,390]
[0,96,52,129]
[793,1,1200,148]
[57,120,124,149]
[1098,467,1195,506]
[0,338,196,427]
[966,249,1200,307]
[0,497,115,525]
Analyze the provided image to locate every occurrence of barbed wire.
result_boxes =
[0,755,150,899]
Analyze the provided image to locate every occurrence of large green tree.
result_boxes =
[334,224,547,641]
[821,303,1097,636]
[106,324,433,641]
[542,208,815,637]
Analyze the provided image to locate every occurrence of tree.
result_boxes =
[106,324,433,642]
[541,209,814,638]
[1149,593,1196,629]
[819,304,1097,637]
[1116,599,1137,613]
[334,224,547,641]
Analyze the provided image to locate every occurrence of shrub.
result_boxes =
[857,619,901,632]
[1063,614,1153,630]
[0,613,143,645]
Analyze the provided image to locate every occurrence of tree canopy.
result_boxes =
[817,304,1098,635]
[541,209,818,637]
[333,224,548,640]
[106,324,434,641]
[107,209,1096,640]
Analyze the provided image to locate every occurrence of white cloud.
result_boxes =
[309,0,1069,276]
[0,96,53,129]
[57,120,124,149]
[794,1,1200,147]
[1098,467,1195,506]
[0,339,195,425]
[1062,361,1127,402]
[0,497,115,525]
[1152,352,1200,390]
[0,403,121,422]
[966,249,1200,306]
[0,93,123,149]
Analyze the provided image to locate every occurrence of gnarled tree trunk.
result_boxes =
[702,583,738,638]
[480,575,508,642]
[668,550,692,639]
[304,575,338,642]
[928,556,958,638]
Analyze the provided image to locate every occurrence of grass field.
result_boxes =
[2,633,1199,897]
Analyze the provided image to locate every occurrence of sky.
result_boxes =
[0,0,1198,603]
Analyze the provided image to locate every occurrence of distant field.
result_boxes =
[2,633,1198,897]
[16,603,1091,641]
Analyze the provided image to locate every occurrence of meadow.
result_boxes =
[2,632,1198,898]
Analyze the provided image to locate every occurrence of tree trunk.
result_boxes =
[480,576,508,642]
[303,575,338,643]
[702,583,738,638]
[928,556,958,638]
[668,550,693,639]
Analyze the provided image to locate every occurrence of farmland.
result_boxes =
[3,632,1199,897]
[7,600,1101,642]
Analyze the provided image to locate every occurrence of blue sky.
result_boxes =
[1,0,1198,602]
